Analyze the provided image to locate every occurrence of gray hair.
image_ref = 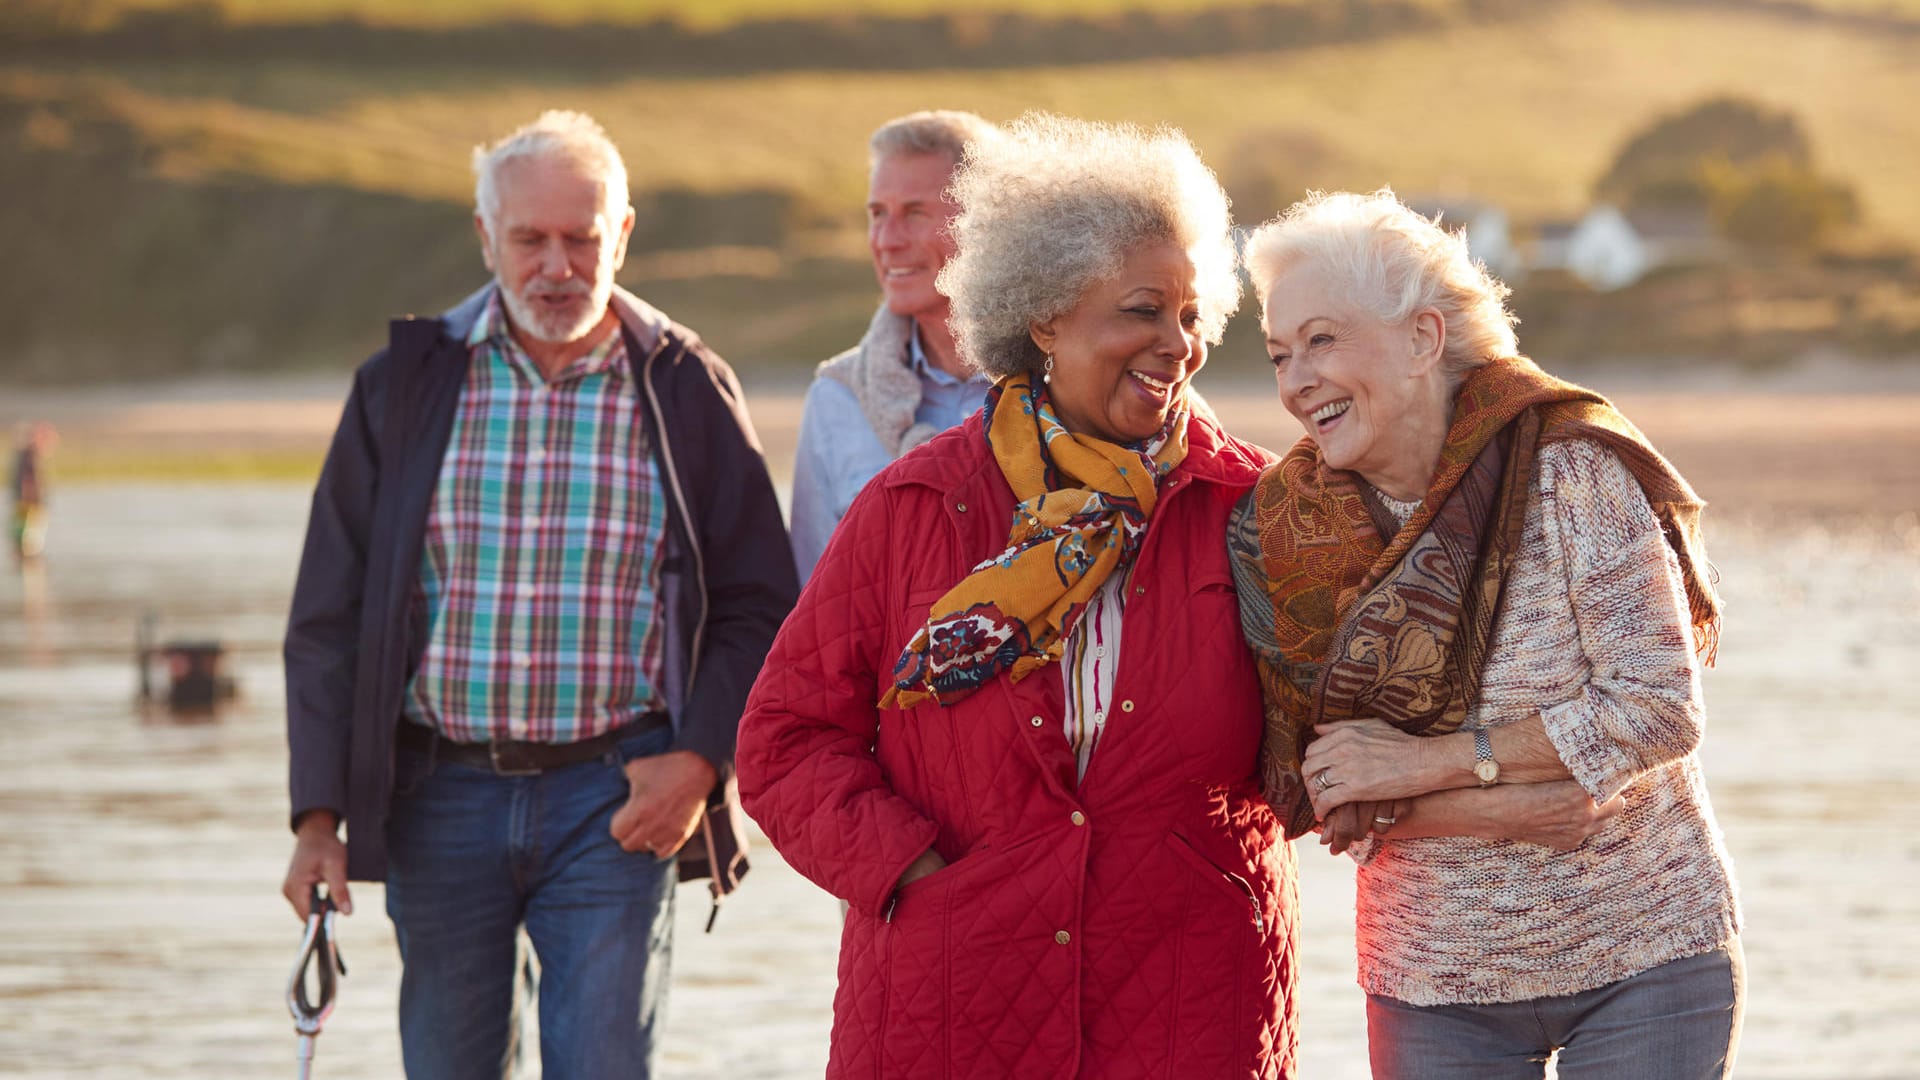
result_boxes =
[1243,188,1519,378]
[868,109,998,169]
[938,112,1240,380]
[472,110,630,235]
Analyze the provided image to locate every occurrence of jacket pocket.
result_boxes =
[877,845,999,1076]
[1166,829,1267,1075]
[1169,829,1266,933]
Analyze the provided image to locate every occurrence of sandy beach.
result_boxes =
[1,369,1916,1077]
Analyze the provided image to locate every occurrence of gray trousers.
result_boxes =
[1366,939,1744,1080]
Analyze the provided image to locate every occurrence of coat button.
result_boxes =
[1134,584,1146,596]
[1070,811,1085,826]
[1030,716,1044,728]
[1055,930,1071,945]
[956,502,968,513]
[1120,700,1134,713]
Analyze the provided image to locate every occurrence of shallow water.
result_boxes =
[1,474,1916,1077]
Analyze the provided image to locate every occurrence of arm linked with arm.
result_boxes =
[1373,780,1623,851]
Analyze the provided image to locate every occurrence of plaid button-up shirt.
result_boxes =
[403,290,669,744]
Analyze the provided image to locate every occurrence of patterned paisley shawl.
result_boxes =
[1226,357,1722,838]
[880,374,1186,710]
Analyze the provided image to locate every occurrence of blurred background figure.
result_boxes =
[788,109,999,583]
[8,422,57,560]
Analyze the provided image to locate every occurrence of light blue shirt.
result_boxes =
[789,327,990,583]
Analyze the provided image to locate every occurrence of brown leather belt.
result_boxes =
[396,712,670,776]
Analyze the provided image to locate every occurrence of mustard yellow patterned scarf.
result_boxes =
[880,374,1187,709]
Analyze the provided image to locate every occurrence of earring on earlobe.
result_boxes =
[1043,353,1055,385]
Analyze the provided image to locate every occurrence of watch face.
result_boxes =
[1474,759,1500,784]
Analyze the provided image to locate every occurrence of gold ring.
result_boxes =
[1373,815,1397,827]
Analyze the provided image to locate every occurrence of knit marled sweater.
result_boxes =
[1356,437,1741,1006]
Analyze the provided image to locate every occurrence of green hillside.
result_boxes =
[33,0,1920,30]
[3,0,1917,380]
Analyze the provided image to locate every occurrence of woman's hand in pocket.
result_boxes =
[895,847,948,891]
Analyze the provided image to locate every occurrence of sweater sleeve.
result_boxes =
[736,479,941,917]
[1535,439,1707,803]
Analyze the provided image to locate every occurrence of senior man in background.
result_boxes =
[788,110,997,581]
[280,110,797,1079]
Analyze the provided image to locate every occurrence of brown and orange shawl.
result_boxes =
[1226,357,1721,838]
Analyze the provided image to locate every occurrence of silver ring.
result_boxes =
[1373,815,1397,827]
[1314,769,1333,793]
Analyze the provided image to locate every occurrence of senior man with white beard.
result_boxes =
[280,110,797,1079]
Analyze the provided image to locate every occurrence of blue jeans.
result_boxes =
[384,725,677,1080]
[1366,939,1745,1080]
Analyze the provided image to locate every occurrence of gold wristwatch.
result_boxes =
[1473,727,1501,786]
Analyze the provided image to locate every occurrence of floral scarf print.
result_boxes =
[880,374,1188,710]
[1227,357,1722,837]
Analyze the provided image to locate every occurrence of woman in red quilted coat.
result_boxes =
[737,113,1297,1079]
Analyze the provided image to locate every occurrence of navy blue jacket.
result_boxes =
[285,286,799,894]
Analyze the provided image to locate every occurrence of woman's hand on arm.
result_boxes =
[1301,716,1574,820]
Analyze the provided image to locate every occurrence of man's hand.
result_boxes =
[282,810,352,919]
[609,750,719,859]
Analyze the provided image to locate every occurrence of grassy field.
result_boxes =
[55,0,1460,31]
[3,0,1916,381]
[14,4,1917,239]
[55,0,1920,30]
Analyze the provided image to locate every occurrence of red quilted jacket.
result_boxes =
[738,408,1298,1078]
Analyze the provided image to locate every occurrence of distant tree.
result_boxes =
[1702,158,1860,250]
[1596,95,1810,208]
[1596,95,1860,251]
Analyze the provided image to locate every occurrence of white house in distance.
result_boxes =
[1530,204,1726,290]
[1404,198,1520,280]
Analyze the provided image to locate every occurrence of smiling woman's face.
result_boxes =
[1032,240,1205,444]
[1262,260,1433,479]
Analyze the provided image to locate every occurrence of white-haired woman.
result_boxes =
[1228,189,1743,1078]
[739,114,1298,1078]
